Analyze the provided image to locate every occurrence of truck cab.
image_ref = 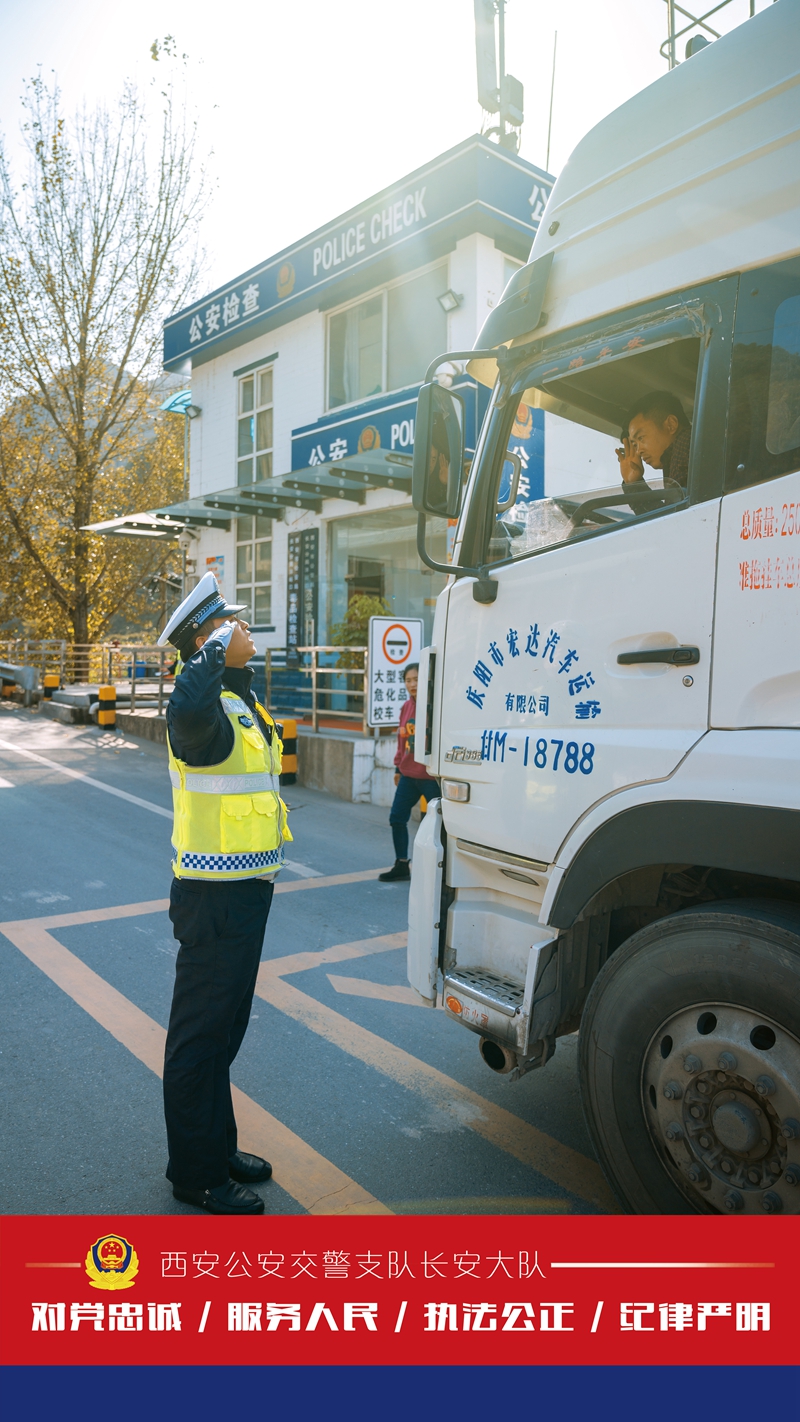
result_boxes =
[407,0,800,1214]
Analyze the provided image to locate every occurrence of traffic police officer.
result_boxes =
[157,572,291,1215]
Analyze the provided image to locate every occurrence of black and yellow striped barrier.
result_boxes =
[97,684,116,729]
[280,718,298,786]
[43,673,60,699]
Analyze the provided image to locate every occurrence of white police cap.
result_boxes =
[157,571,246,650]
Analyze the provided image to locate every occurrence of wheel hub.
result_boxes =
[712,1098,760,1153]
[642,1003,800,1213]
[682,1073,785,1189]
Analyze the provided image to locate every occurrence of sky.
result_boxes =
[0,0,774,300]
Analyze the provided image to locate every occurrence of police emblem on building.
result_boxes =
[276,262,296,298]
[357,424,381,453]
[84,1234,140,1291]
[511,402,533,440]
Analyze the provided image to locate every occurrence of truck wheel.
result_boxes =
[579,900,800,1213]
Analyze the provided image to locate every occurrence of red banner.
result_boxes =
[1,1214,796,1367]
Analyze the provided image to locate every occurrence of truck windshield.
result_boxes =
[479,323,701,566]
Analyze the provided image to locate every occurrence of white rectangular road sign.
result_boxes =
[367,617,424,728]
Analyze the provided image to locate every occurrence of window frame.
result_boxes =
[235,514,274,632]
[725,256,800,493]
[236,363,274,487]
[326,288,387,413]
[324,258,450,413]
[457,277,737,573]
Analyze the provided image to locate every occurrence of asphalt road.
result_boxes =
[0,702,617,1217]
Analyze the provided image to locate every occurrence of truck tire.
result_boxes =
[579,900,800,1214]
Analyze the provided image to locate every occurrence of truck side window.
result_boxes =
[484,330,700,566]
[726,258,800,492]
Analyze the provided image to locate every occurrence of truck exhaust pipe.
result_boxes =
[479,1037,518,1074]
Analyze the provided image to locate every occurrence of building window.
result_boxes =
[328,506,448,644]
[328,295,385,409]
[327,263,448,410]
[237,366,273,485]
[236,516,272,628]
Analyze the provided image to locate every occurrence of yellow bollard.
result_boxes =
[420,796,428,815]
[279,718,298,785]
[97,684,116,729]
[43,673,60,699]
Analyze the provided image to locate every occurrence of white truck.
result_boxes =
[407,0,800,1214]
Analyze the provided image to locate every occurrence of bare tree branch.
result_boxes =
[0,70,206,642]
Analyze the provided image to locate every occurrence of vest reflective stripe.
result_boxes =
[169,769,281,795]
[168,690,292,881]
[173,848,284,873]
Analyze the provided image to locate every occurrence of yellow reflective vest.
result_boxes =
[168,691,293,880]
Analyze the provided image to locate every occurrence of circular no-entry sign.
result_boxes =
[382,623,413,665]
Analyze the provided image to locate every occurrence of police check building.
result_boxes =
[152,137,551,800]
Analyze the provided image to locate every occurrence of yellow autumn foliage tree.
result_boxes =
[0,388,184,640]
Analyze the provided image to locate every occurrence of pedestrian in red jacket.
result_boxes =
[378,663,441,883]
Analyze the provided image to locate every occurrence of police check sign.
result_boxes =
[367,617,423,728]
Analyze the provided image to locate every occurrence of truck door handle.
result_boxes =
[617,646,700,666]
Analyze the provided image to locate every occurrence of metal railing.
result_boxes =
[0,638,68,681]
[0,637,374,733]
[0,639,175,714]
[104,645,175,716]
[264,646,369,734]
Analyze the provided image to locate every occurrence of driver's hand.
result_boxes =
[616,437,644,484]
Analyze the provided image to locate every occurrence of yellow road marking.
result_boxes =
[2,901,171,932]
[256,962,617,1213]
[274,868,390,894]
[0,870,390,937]
[265,932,406,978]
[0,916,390,1216]
[1,897,615,1211]
[327,974,425,1006]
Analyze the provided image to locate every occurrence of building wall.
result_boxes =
[183,233,524,658]
[184,243,500,654]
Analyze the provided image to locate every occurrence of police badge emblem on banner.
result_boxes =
[84,1234,139,1291]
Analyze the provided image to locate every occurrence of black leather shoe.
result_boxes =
[172,1179,265,1214]
[229,1150,273,1183]
[379,859,411,882]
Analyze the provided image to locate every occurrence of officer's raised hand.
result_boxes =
[197,617,256,666]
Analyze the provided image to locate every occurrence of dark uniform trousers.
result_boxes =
[163,877,274,1189]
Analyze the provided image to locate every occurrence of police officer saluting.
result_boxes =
[157,572,291,1215]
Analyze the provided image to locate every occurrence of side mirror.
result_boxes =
[412,382,465,520]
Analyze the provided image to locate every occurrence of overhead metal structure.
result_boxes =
[662,0,764,69]
[83,449,413,541]
[81,511,188,540]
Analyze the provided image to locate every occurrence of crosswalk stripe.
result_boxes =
[0,915,391,1216]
